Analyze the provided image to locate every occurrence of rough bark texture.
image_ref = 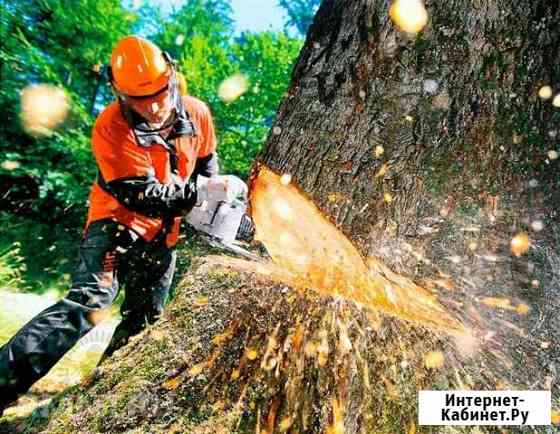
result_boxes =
[259,0,559,255]
[253,2,560,430]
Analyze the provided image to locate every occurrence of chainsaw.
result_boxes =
[184,179,261,262]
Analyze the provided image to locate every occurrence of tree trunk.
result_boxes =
[258,0,559,255]
[253,0,560,431]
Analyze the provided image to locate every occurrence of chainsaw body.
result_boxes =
[185,188,260,261]
[186,197,245,244]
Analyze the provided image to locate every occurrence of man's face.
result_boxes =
[125,87,174,125]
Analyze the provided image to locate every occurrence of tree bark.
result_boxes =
[258,0,559,255]
[254,2,559,430]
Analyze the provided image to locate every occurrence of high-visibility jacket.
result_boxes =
[85,95,217,247]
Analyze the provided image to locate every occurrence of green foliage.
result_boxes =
[0,0,136,223]
[278,0,321,37]
[0,212,79,295]
[0,0,302,295]
[154,0,302,177]
[1,0,302,225]
[210,31,302,176]
[0,242,27,291]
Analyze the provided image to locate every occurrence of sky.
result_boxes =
[147,0,287,33]
[230,0,286,33]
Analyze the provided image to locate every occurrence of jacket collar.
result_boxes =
[119,90,197,148]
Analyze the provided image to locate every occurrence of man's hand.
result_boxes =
[196,175,248,203]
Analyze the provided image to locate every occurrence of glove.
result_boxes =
[196,175,248,203]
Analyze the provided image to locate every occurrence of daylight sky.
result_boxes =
[147,0,287,33]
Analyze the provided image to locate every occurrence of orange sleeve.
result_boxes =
[92,120,154,182]
[196,102,217,158]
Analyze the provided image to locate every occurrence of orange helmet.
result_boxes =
[109,35,171,97]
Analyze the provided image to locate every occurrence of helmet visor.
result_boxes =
[123,85,174,126]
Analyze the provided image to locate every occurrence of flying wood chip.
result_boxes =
[389,0,429,34]
[20,84,69,136]
[424,351,445,369]
[510,232,531,257]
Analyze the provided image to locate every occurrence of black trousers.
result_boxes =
[0,219,176,407]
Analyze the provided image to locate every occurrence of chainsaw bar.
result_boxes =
[201,234,262,262]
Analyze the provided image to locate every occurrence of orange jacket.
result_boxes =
[85,96,217,247]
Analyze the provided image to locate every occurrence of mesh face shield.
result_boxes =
[124,85,174,123]
[106,53,197,146]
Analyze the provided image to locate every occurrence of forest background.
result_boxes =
[0,0,319,297]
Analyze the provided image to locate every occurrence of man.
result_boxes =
[0,35,246,414]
